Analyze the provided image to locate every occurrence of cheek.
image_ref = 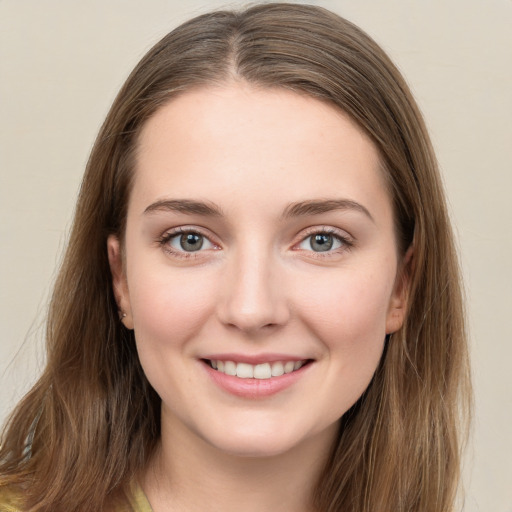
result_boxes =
[299,276,390,418]
[293,263,395,405]
[125,263,221,409]
[127,260,219,349]
[296,266,394,346]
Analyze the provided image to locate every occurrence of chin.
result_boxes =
[208,434,303,459]
[195,418,334,459]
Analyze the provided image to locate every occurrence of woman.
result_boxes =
[0,3,471,511]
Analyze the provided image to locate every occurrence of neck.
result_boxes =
[142,410,338,512]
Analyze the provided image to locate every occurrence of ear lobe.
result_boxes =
[386,245,414,335]
[107,235,134,329]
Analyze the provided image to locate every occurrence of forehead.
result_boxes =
[131,83,391,221]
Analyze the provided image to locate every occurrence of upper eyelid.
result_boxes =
[161,225,217,240]
[295,225,354,241]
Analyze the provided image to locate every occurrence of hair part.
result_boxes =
[1,4,471,511]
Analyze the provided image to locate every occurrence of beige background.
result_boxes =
[1,1,511,510]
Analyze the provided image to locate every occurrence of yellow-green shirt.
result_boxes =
[0,482,153,512]
[124,483,153,512]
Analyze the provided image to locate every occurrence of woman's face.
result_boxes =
[109,83,409,457]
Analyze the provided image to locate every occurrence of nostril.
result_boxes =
[224,318,282,334]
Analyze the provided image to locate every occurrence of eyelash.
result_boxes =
[295,226,354,257]
[157,226,354,259]
[157,227,218,260]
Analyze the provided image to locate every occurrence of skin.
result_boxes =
[108,82,410,511]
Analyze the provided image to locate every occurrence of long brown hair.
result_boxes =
[0,4,471,511]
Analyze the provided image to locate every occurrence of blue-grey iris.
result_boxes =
[180,233,203,251]
[311,234,334,252]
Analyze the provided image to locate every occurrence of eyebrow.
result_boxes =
[144,199,223,217]
[282,199,374,223]
[143,197,374,222]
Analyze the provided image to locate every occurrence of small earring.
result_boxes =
[119,311,127,320]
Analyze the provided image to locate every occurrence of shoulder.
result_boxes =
[0,487,22,512]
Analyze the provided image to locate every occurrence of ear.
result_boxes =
[107,235,134,330]
[386,245,414,334]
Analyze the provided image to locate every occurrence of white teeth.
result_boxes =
[271,362,284,377]
[284,361,295,374]
[210,359,307,379]
[253,363,271,379]
[224,361,236,376]
[236,362,254,378]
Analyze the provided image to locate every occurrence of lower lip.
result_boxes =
[202,361,312,399]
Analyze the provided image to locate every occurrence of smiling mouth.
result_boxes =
[203,359,311,380]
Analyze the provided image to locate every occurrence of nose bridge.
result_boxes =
[218,241,289,333]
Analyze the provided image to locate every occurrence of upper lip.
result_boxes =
[201,353,312,364]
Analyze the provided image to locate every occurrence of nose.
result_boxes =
[216,247,290,335]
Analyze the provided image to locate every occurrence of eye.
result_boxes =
[162,230,215,253]
[297,231,350,253]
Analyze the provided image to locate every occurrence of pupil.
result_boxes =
[312,234,333,252]
[181,233,203,251]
